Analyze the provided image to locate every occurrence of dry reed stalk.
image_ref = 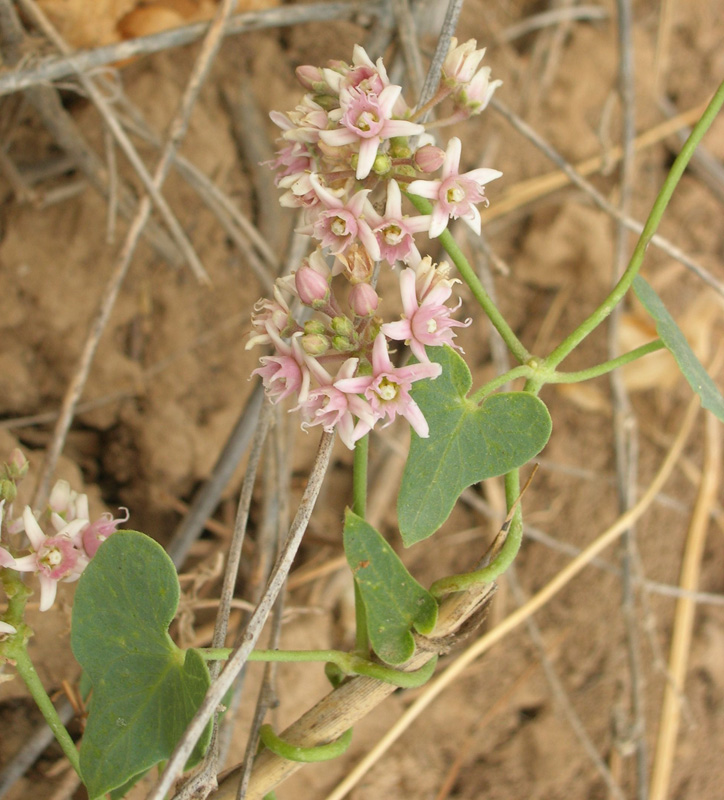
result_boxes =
[649,410,722,799]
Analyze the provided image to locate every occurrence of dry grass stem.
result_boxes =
[487,101,707,216]
[649,411,722,799]
[0,1,383,97]
[490,97,723,296]
[28,0,244,508]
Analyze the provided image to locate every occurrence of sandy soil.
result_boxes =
[1,1,724,798]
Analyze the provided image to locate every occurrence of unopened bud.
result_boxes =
[0,479,16,504]
[330,316,355,338]
[304,319,326,336]
[388,138,411,159]
[349,283,379,316]
[295,65,326,91]
[372,153,392,176]
[414,144,446,173]
[332,335,355,353]
[301,333,331,356]
[295,266,329,306]
[7,449,29,480]
[314,94,340,111]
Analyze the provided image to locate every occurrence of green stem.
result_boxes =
[429,470,523,599]
[11,644,81,775]
[405,192,531,365]
[548,340,665,383]
[197,648,438,689]
[352,435,370,654]
[470,364,535,403]
[352,434,368,518]
[544,79,724,371]
[259,723,353,763]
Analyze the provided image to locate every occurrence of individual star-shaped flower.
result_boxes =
[407,137,502,238]
[298,356,376,449]
[12,507,89,612]
[366,179,430,266]
[381,268,471,362]
[308,173,380,260]
[334,333,441,437]
[320,85,424,180]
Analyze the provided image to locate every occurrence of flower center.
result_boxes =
[446,183,466,204]
[376,377,399,401]
[355,110,379,132]
[426,319,438,333]
[43,548,63,568]
[331,217,348,236]
[383,224,403,245]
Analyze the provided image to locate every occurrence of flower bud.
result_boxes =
[414,144,446,173]
[372,153,392,176]
[295,65,326,92]
[0,479,16,504]
[330,315,355,338]
[389,141,412,160]
[295,266,330,306]
[349,283,379,316]
[7,448,29,480]
[304,319,326,336]
[301,333,331,356]
[332,335,356,353]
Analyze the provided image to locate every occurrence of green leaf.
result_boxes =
[343,510,437,665]
[634,275,724,422]
[399,346,552,546]
[71,531,212,799]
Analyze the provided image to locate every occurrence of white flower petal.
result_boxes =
[22,507,46,551]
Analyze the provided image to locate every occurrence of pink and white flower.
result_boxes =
[442,38,487,87]
[80,508,129,558]
[335,333,441,437]
[407,137,502,237]
[247,286,294,350]
[12,507,89,612]
[320,85,424,180]
[309,173,380,259]
[455,66,502,115]
[299,357,376,449]
[381,268,471,362]
[323,45,390,97]
[366,179,430,266]
[253,328,311,405]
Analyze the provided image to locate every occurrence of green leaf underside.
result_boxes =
[343,511,437,665]
[71,531,212,799]
[633,275,724,422]
[399,347,552,546]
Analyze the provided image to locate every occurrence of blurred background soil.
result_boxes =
[0,0,723,798]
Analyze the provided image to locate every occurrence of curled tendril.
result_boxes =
[259,724,353,763]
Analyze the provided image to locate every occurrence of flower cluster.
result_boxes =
[0,451,128,623]
[249,41,501,447]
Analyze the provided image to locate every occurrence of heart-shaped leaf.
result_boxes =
[71,531,212,799]
[634,275,724,422]
[344,510,437,665]
[399,347,552,546]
